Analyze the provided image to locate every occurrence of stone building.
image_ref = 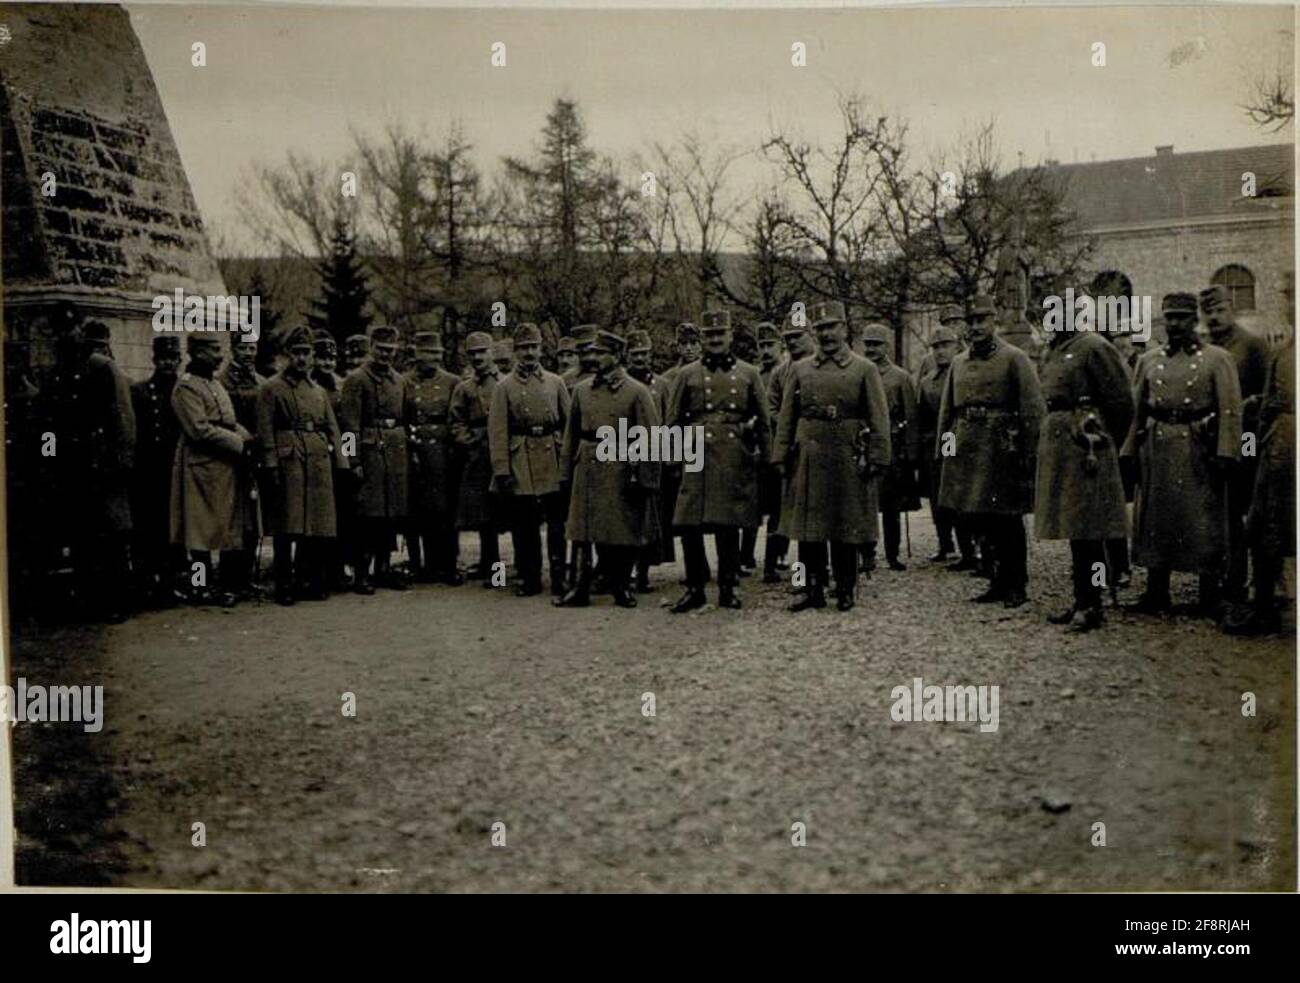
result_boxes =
[1057,142,1294,344]
[1,3,227,379]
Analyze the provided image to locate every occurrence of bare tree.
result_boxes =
[1242,31,1295,131]
[237,150,353,260]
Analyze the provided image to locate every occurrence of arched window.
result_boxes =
[1211,264,1256,312]
[1089,271,1133,298]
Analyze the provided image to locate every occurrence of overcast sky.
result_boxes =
[126,3,1295,254]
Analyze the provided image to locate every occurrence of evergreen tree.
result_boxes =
[308,211,374,346]
[244,265,284,376]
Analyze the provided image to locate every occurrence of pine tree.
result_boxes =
[244,266,284,376]
[308,211,374,346]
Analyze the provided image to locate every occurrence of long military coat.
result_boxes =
[449,369,499,529]
[1123,341,1242,572]
[1209,324,1272,509]
[1246,338,1295,556]
[81,352,137,534]
[936,338,1044,516]
[216,361,264,541]
[773,347,892,544]
[626,366,673,562]
[405,366,461,519]
[915,362,949,502]
[665,354,770,529]
[873,359,921,513]
[257,369,346,537]
[131,371,180,546]
[489,367,570,497]
[1033,332,1134,540]
[561,367,661,546]
[340,361,409,520]
[170,373,248,551]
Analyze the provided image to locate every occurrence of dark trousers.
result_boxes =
[1070,539,1106,610]
[740,527,759,566]
[682,527,740,589]
[1105,537,1130,577]
[799,540,858,594]
[982,514,1027,592]
[881,511,902,561]
[1224,481,1252,603]
[507,493,565,585]
[407,517,458,578]
[1145,566,1221,605]
[274,535,327,594]
[933,504,974,558]
[354,518,399,581]
[75,530,131,616]
[763,531,789,573]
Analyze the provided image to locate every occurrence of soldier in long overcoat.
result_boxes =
[658,322,704,583]
[1225,333,1294,634]
[450,331,501,581]
[916,314,975,568]
[171,335,252,607]
[746,321,784,581]
[311,332,352,588]
[257,325,348,604]
[489,323,571,596]
[404,330,463,585]
[665,310,769,612]
[766,319,817,584]
[555,330,661,609]
[1124,293,1243,616]
[216,337,265,596]
[620,328,670,591]
[774,301,892,611]
[1200,284,1271,604]
[340,324,409,593]
[131,334,183,607]
[862,322,920,572]
[1034,325,1134,632]
[936,295,1044,608]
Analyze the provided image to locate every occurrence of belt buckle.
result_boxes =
[531,425,545,436]
[825,405,838,421]
[382,418,396,428]
[303,421,315,432]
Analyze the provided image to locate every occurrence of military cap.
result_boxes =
[675,321,700,344]
[755,321,780,343]
[465,331,493,352]
[369,325,400,345]
[810,300,847,328]
[512,323,542,346]
[345,334,369,354]
[313,333,338,354]
[593,330,626,353]
[968,295,998,318]
[283,324,313,350]
[938,304,966,325]
[84,320,112,342]
[861,322,891,345]
[1162,292,1199,318]
[930,325,960,346]
[626,329,653,352]
[572,324,599,347]
[187,334,223,351]
[152,334,181,354]
[413,331,444,351]
[1199,284,1232,312]
[491,339,514,358]
[556,336,577,353]
[700,309,731,332]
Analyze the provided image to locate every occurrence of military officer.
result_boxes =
[404,330,463,585]
[344,334,369,374]
[764,315,816,584]
[862,322,920,572]
[624,327,671,590]
[740,322,783,577]
[257,325,348,604]
[665,309,770,612]
[216,336,266,597]
[489,323,571,596]
[916,315,975,568]
[936,295,1044,608]
[1124,293,1243,616]
[561,325,597,391]
[131,334,183,607]
[1200,284,1271,605]
[774,300,892,611]
[450,331,502,582]
[556,329,661,608]
[1034,316,1135,632]
[492,337,515,376]
[171,334,252,608]
[662,321,703,385]
[340,324,410,593]
[660,321,709,585]
[310,333,353,588]
[555,335,579,377]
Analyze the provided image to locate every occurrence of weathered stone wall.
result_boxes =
[1,3,226,378]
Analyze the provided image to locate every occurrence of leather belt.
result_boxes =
[1046,398,1090,412]
[1147,406,1214,425]
[288,422,321,432]
[802,406,861,421]
[959,405,1014,420]
[510,424,557,437]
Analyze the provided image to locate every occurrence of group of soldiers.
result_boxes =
[2,280,1293,635]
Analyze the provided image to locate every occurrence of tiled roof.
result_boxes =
[1045,143,1293,229]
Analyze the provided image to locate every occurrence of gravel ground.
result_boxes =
[12,514,1295,892]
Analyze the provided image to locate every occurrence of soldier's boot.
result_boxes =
[1066,606,1103,633]
[273,536,297,605]
[1193,572,1224,620]
[354,551,376,595]
[554,547,592,607]
[762,535,783,584]
[634,556,653,594]
[609,551,637,609]
[790,583,827,612]
[739,528,758,576]
[1047,605,1077,625]
[717,584,742,609]
[549,554,569,597]
[669,587,707,614]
